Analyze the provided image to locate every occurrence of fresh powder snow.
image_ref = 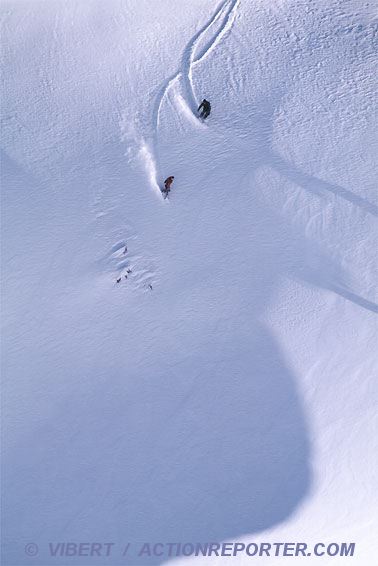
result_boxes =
[1,0,377,565]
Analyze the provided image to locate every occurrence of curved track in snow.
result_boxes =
[181,0,240,114]
[154,0,239,130]
[142,0,239,197]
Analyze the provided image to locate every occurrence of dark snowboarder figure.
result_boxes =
[198,99,211,120]
[162,176,174,198]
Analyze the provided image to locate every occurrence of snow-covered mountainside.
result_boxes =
[1,0,377,564]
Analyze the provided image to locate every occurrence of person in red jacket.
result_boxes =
[162,176,174,198]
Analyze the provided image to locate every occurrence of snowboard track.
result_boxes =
[153,0,239,131]
[148,0,239,193]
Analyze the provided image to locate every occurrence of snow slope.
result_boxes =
[1,0,377,564]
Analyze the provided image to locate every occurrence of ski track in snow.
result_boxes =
[154,0,239,130]
[147,0,239,191]
[181,0,240,114]
[110,0,239,287]
[138,140,163,198]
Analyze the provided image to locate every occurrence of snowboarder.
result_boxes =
[162,176,174,198]
[198,99,211,119]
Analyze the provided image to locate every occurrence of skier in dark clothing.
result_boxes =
[162,176,174,198]
[198,99,211,119]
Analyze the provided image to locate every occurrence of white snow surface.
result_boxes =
[1,0,378,564]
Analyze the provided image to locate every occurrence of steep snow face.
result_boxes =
[1,0,377,565]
